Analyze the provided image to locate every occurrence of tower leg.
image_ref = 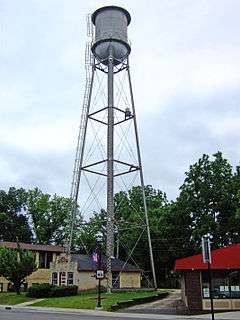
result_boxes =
[127,60,157,289]
[106,50,114,293]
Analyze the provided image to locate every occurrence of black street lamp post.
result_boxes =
[96,232,104,309]
[202,235,215,320]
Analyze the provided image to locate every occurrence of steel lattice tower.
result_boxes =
[68,6,157,291]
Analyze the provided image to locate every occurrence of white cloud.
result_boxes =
[1,0,240,200]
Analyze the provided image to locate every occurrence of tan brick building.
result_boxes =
[0,241,142,292]
[0,241,64,292]
[50,253,142,290]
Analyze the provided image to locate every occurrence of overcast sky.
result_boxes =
[1,0,240,201]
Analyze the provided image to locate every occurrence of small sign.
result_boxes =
[96,270,104,279]
[203,288,210,298]
[202,236,211,264]
[57,256,69,264]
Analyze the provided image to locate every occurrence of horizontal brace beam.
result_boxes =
[114,159,139,169]
[88,107,108,117]
[88,116,108,125]
[82,159,107,170]
[114,116,134,126]
[81,168,107,177]
[114,168,139,177]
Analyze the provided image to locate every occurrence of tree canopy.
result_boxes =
[0,245,36,294]
[0,187,32,243]
[0,187,72,245]
[1,151,240,286]
[27,188,72,244]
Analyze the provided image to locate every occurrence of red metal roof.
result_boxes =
[0,241,64,253]
[174,243,240,271]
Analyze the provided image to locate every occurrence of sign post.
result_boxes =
[95,233,104,309]
[202,235,214,320]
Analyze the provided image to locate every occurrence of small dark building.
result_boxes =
[174,244,240,312]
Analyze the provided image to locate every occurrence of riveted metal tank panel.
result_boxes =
[91,6,131,64]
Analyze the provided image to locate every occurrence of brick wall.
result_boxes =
[185,270,202,311]
[120,272,141,288]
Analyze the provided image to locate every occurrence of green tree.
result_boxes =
[75,209,107,254]
[0,187,32,242]
[27,188,72,244]
[114,185,174,285]
[178,152,240,249]
[0,245,36,294]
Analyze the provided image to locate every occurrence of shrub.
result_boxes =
[27,283,78,298]
[27,283,52,298]
[50,285,78,297]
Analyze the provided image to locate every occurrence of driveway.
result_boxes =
[121,289,186,314]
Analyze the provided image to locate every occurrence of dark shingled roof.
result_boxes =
[0,241,64,253]
[71,254,142,272]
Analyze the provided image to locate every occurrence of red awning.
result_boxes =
[174,243,240,271]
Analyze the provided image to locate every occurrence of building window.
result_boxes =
[68,272,74,285]
[7,283,14,292]
[46,252,53,268]
[59,272,67,286]
[39,252,53,269]
[21,282,28,292]
[229,270,240,298]
[202,270,240,299]
[39,252,46,268]
[0,283,3,292]
[52,272,58,285]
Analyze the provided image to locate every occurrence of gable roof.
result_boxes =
[71,254,142,272]
[0,241,64,253]
[174,243,240,271]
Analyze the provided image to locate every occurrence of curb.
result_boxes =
[110,292,169,311]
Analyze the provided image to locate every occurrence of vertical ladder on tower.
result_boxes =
[68,40,94,253]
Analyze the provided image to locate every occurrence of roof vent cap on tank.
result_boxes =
[91,5,131,65]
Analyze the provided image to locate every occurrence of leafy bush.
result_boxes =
[27,283,52,298]
[50,285,78,297]
[27,283,78,298]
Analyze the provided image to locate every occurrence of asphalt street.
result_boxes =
[1,308,240,320]
[0,309,195,320]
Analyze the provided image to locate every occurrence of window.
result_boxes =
[60,272,67,286]
[229,270,240,298]
[68,272,74,285]
[52,272,58,285]
[202,270,240,299]
[21,282,28,292]
[7,282,14,292]
[0,283,3,292]
[39,252,53,268]
[46,252,53,268]
[39,252,46,268]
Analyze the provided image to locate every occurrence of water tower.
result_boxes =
[69,6,157,291]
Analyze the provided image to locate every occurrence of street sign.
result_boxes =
[96,270,104,279]
[202,236,211,264]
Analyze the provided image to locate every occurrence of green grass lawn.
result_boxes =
[0,293,34,305]
[32,289,169,311]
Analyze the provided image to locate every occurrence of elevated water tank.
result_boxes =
[91,6,131,64]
